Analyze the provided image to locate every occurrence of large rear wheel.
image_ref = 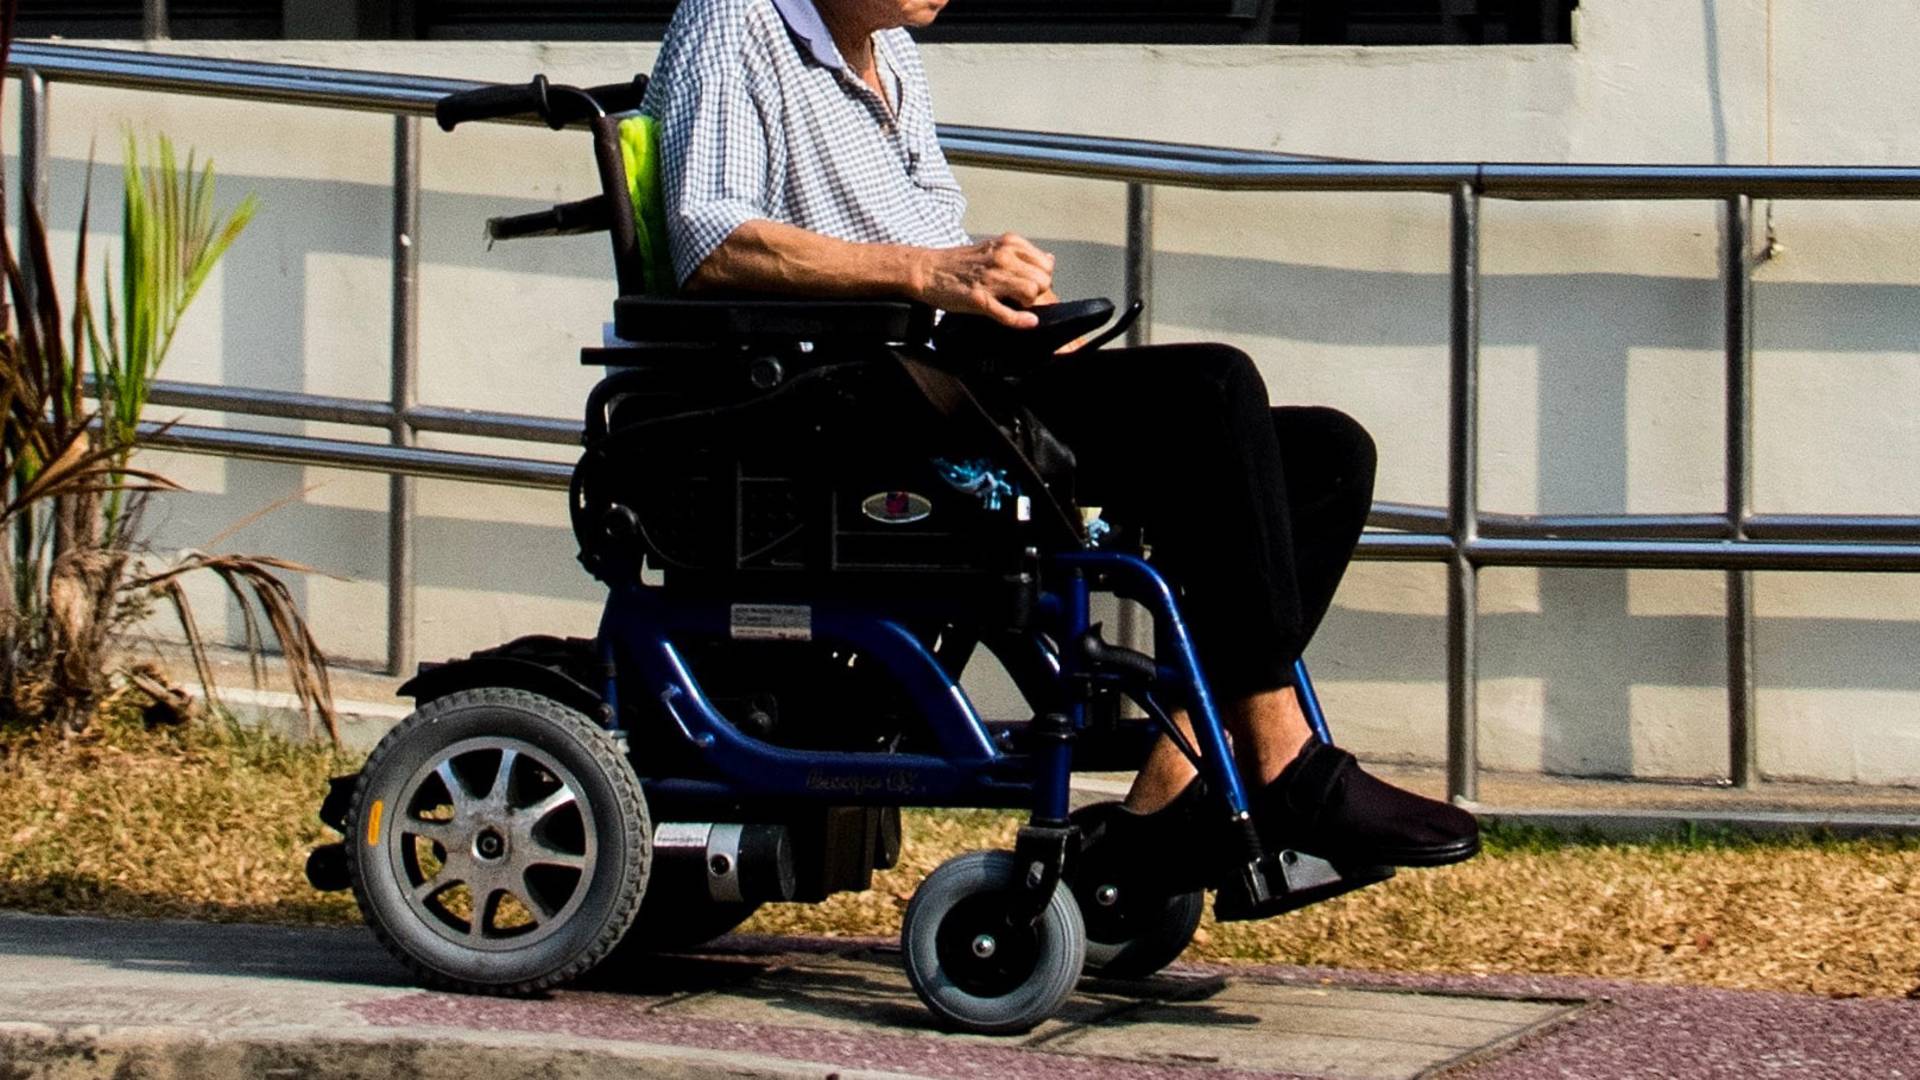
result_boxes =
[346,688,650,995]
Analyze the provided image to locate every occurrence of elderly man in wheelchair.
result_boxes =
[307,0,1478,1037]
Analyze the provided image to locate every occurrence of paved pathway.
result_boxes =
[0,912,1912,1079]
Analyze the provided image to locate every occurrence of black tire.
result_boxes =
[1079,887,1204,978]
[1068,803,1204,979]
[902,850,1086,1035]
[346,687,650,995]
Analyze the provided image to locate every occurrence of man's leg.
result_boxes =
[1021,345,1475,868]
[1124,691,1313,814]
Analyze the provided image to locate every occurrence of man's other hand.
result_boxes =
[915,234,1056,328]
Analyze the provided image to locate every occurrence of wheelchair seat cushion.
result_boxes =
[612,296,934,346]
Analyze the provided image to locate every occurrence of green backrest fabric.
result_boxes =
[618,114,675,297]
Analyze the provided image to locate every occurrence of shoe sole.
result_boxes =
[1361,835,1482,868]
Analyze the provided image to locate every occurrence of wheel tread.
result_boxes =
[345,687,648,996]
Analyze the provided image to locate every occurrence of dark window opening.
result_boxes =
[413,0,1575,44]
[19,1,281,39]
[17,1,1576,45]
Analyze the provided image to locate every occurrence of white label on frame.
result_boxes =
[730,604,813,642]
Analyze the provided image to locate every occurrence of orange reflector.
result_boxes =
[365,799,385,847]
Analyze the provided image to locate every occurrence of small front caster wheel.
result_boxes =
[1068,803,1204,979]
[346,688,650,996]
[902,850,1086,1035]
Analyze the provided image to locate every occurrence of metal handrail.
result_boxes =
[13,42,1920,802]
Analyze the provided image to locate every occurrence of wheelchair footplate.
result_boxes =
[1212,850,1396,924]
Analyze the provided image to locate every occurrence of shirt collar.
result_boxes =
[771,0,849,72]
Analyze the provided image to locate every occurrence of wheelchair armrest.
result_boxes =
[613,296,935,346]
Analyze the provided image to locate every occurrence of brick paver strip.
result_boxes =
[2,914,1914,1078]
[1206,964,1920,1080]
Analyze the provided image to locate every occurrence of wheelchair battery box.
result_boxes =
[572,359,1036,595]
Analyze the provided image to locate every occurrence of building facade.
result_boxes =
[23,0,1920,787]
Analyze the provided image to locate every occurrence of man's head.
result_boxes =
[817,0,948,32]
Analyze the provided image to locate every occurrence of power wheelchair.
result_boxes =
[305,74,1393,1035]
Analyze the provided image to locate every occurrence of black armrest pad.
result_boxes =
[614,296,934,345]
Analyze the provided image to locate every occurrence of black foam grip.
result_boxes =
[435,76,547,132]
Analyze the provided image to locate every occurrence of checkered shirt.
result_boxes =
[641,0,972,288]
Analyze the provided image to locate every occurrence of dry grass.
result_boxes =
[0,701,356,925]
[3,719,1916,999]
[745,812,1920,1000]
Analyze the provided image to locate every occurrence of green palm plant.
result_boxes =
[90,131,259,525]
[0,0,335,739]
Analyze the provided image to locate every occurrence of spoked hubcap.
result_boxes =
[934,894,1043,998]
[389,737,597,951]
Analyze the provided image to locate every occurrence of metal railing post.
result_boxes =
[1115,181,1158,661]
[1447,182,1482,805]
[1125,182,1154,348]
[144,0,171,41]
[18,71,48,319]
[1725,194,1759,788]
[388,115,421,677]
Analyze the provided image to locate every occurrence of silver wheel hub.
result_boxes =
[1095,885,1120,908]
[972,934,998,959]
[386,736,598,952]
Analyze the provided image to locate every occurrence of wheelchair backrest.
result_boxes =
[595,113,676,299]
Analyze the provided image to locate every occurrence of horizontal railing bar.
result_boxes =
[1744,514,1920,543]
[17,42,480,95]
[1479,163,1920,201]
[1367,534,1920,570]
[144,422,573,489]
[134,380,1920,543]
[938,123,1353,167]
[12,42,453,119]
[406,404,580,445]
[1478,512,1734,540]
[938,139,1478,191]
[143,381,395,428]
[1468,537,1920,572]
[137,380,581,446]
[1368,501,1451,532]
[142,416,1920,570]
[1357,534,1458,560]
[18,44,1920,201]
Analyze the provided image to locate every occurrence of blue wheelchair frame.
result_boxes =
[604,549,1333,833]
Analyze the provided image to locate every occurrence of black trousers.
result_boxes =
[1018,344,1377,699]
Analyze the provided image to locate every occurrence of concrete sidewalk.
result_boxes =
[1,913,1913,1080]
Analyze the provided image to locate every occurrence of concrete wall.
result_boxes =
[20,0,1920,784]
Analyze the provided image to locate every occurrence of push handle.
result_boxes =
[435,75,551,132]
[487,196,615,243]
[436,74,651,132]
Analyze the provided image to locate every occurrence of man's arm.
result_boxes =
[688,221,1057,330]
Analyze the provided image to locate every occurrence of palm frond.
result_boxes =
[128,552,339,743]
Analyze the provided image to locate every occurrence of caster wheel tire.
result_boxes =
[1079,886,1204,979]
[902,850,1086,1036]
[346,687,650,996]
[1069,803,1205,979]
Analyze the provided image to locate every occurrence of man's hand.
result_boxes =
[914,233,1056,329]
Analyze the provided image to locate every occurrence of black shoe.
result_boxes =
[1074,780,1215,895]
[1255,738,1480,868]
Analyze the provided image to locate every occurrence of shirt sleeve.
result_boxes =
[891,34,970,245]
[646,14,780,287]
